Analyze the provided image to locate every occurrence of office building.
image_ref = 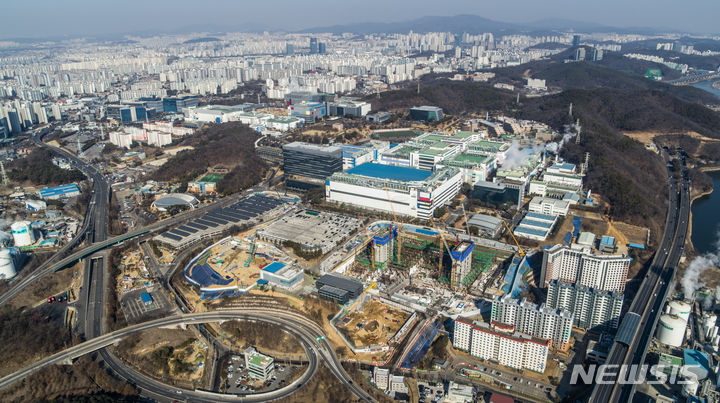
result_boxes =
[286,43,294,55]
[540,244,631,292]
[471,180,523,208]
[410,106,444,122]
[528,197,569,216]
[244,347,274,381]
[260,262,304,290]
[310,37,318,54]
[326,162,462,219]
[366,112,391,124]
[315,273,363,303]
[162,95,199,113]
[453,318,550,373]
[374,367,389,390]
[318,42,326,54]
[328,98,371,117]
[572,35,581,47]
[282,142,343,180]
[491,295,574,351]
[288,102,326,123]
[546,279,623,331]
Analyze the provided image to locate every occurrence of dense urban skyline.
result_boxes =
[2,0,719,39]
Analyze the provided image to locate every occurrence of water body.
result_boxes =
[692,79,720,99]
[691,171,720,255]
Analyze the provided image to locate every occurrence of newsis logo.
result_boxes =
[570,364,700,385]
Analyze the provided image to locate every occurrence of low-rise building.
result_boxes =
[513,212,558,241]
[244,347,274,381]
[260,262,304,289]
[315,273,363,303]
[528,196,569,216]
[410,106,443,121]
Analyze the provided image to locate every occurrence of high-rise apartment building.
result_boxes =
[540,244,630,293]
[454,318,550,373]
[491,295,574,351]
[546,279,623,331]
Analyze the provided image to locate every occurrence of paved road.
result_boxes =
[591,153,690,402]
[0,309,373,402]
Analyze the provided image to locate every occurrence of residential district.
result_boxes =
[0,25,717,403]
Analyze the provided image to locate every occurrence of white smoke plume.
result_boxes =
[682,235,720,300]
[501,141,540,171]
[544,132,576,154]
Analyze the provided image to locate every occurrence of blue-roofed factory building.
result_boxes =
[326,162,462,219]
[514,212,558,241]
[260,261,304,290]
[38,184,81,200]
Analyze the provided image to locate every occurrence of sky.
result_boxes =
[1,0,718,39]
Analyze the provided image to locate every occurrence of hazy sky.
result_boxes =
[2,0,718,39]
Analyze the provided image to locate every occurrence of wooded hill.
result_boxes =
[367,68,720,241]
[152,122,267,195]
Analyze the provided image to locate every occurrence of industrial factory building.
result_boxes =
[325,162,462,219]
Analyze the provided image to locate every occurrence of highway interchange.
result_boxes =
[0,135,374,402]
[590,150,691,402]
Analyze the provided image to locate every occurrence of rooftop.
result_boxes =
[346,163,432,182]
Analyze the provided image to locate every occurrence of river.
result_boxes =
[688,81,720,255]
[692,79,720,99]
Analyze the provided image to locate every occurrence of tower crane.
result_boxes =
[359,216,375,269]
[429,216,455,282]
[383,185,404,265]
[502,219,526,257]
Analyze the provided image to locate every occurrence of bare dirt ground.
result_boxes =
[625,131,720,145]
[336,299,410,348]
[7,262,80,310]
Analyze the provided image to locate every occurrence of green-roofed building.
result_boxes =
[245,347,274,381]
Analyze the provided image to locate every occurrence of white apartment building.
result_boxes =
[541,244,630,293]
[546,279,623,331]
[454,318,550,373]
[528,196,570,216]
[108,130,133,149]
[491,295,574,351]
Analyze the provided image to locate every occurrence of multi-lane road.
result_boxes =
[0,309,373,402]
[591,152,690,402]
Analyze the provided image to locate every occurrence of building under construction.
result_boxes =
[352,224,514,292]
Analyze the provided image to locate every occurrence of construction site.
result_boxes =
[334,298,413,350]
[184,232,299,299]
[346,220,516,297]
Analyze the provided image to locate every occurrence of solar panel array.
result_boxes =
[160,194,284,244]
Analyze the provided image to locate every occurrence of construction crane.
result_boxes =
[383,185,404,265]
[359,216,375,269]
[364,281,377,293]
[429,216,454,278]
[502,219,526,257]
[244,238,257,267]
[460,203,471,235]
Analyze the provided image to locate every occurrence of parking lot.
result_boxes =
[222,356,304,394]
[120,287,173,323]
[417,381,445,403]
